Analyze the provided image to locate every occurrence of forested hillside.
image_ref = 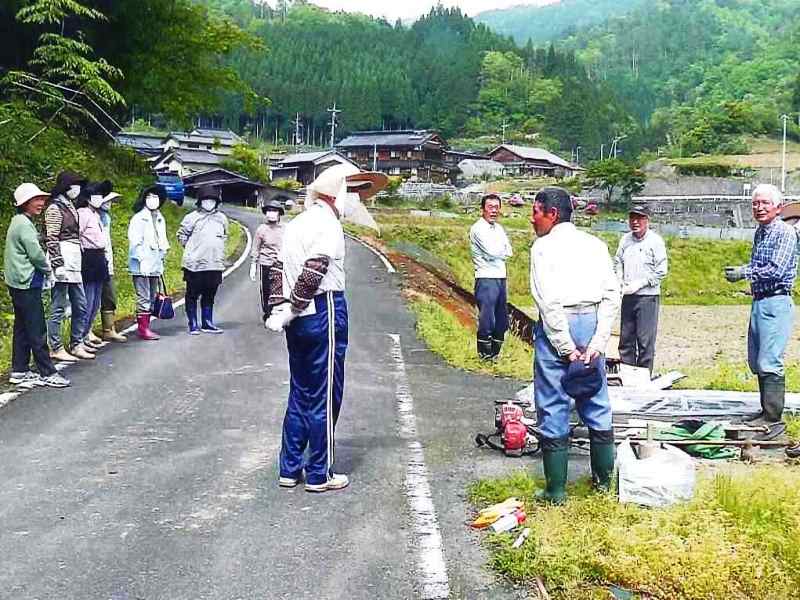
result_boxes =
[482,0,800,155]
[475,0,647,45]
[196,1,633,154]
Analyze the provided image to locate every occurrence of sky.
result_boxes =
[311,1,559,23]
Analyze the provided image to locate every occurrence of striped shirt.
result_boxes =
[744,218,798,297]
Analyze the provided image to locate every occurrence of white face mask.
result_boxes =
[89,194,105,209]
[99,202,111,212]
[145,194,160,211]
[265,210,280,223]
[66,185,81,200]
[200,199,218,212]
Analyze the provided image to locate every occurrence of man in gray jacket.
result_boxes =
[614,204,668,374]
[177,185,228,334]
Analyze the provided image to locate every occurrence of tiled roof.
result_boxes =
[337,130,443,148]
[490,144,573,169]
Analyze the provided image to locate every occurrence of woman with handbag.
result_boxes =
[128,185,170,340]
[177,185,228,335]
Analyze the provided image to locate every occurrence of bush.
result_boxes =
[668,158,733,178]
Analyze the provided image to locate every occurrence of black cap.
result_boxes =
[628,204,650,217]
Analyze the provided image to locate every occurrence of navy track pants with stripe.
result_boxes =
[280,291,348,486]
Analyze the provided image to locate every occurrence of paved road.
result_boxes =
[0,206,531,600]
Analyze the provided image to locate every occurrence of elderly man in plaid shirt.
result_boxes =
[725,184,798,434]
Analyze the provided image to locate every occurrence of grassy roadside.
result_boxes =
[469,465,800,600]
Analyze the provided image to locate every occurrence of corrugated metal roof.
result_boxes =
[191,128,241,141]
[281,151,335,164]
[167,132,236,146]
[490,144,573,169]
[171,149,225,165]
[337,130,441,148]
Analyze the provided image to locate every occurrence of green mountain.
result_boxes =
[554,0,800,154]
[198,1,633,154]
[474,0,648,45]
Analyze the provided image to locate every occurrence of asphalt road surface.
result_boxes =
[1,206,533,600]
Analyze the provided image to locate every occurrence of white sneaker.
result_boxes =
[9,371,44,386]
[305,473,349,493]
[278,476,300,488]
[41,373,70,388]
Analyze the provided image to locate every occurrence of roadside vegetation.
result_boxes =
[469,465,800,600]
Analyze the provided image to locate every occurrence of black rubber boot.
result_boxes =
[589,428,615,492]
[535,436,569,505]
[761,373,785,423]
[490,337,503,360]
[477,337,493,360]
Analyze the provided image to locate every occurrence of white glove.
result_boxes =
[249,263,257,282]
[265,304,297,332]
[622,278,647,296]
[54,266,66,279]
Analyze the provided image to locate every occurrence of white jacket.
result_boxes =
[127,208,170,276]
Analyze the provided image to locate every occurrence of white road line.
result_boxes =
[345,233,396,273]
[0,392,20,410]
[388,333,450,600]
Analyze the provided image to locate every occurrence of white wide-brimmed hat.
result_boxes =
[14,183,50,207]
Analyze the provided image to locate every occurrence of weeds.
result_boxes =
[411,298,532,381]
[470,466,800,599]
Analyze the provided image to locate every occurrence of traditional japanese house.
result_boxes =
[336,130,452,183]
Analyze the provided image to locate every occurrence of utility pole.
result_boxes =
[781,113,789,192]
[373,143,377,171]
[327,102,341,149]
[501,120,508,144]
[575,146,581,165]
[600,143,605,161]
[292,112,302,148]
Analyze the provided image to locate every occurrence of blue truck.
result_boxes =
[156,174,185,205]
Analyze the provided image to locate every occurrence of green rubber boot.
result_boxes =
[536,437,569,505]
[589,429,616,493]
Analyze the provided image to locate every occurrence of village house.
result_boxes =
[270,150,358,185]
[115,132,164,158]
[336,130,452,183]
[162,132,237,156]
[487,144,582,178]
[152,148,226,177]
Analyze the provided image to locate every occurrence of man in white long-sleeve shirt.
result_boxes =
[614,204,668,373]
[530,187,621,504]
[469,194,513,359]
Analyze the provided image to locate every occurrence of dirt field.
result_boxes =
[652,304,800,370]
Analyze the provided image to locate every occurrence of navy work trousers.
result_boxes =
[280,291,348,486]
[475,278,508,344]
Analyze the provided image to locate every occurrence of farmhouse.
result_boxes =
[487,144,581,178]
[152,148,225,176]
[270,150,358,185]
[336,130,451,183]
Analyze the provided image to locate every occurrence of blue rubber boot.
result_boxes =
[200,306,223,334]
[186,300,200,335]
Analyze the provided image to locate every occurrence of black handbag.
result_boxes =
[151,275,175,319]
